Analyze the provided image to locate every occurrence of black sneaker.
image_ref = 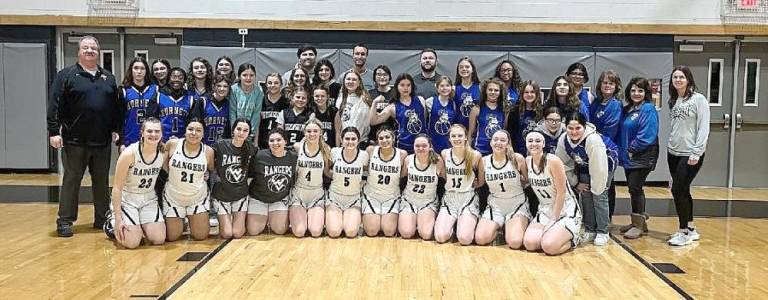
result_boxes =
[103,210,116,240]
[57,224,74,237]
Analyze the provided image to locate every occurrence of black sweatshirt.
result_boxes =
[47,63,120,147]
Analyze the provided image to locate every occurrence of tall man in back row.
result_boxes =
[412,48,440,99]
[47,35,121,237]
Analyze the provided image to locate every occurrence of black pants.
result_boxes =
[667,153,705,229]
[608,181,616,218]
[625,168,652,214]
[57,145,111,227]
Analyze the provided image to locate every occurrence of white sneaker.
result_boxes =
[668,231,692,246]
[581,232,596,244]
[594,233,610,246]
[687,228,700,241]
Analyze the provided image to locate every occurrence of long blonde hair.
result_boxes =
[449,124,476,178]
[304,117,331,163]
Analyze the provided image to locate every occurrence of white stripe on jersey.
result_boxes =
[123,143,164,196]
[483,155,524,199]
[166,139,208,205]
[294,141,325,190]
[444,149,475,193]
[330,147,368,196]
[402,154,438,205]
[526,155,578,218]
[365,146,402,200]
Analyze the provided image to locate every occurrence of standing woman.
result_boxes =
[566,62,594,109]
[277,89,313,148]
[326,127,369,238]
[195,75,231,146]
[617,77,659,239]
[591,70,623,217]
[434,124,481,245]
[335,71,372,147]
[469,78,509,156]
[247,128,297,236]
[544,76,590,121]
[154,67,194,141]
[426,76,457,154]
[289,119,331,238]
[258,73,289,149]
[215,56,236,83]
[108,118,166,248]
[312,59,341,106]
[283,68,311,99]
[666,66,710,246]
[494,60,522,105]
[150,58,171,89]
[368,65,397,145]
[523,130,582,255]
[311,85,340,148]
[211,118,255,239]
[162,117,215,241]
[187,57,213,101]
[370,73,427,153]
[363,128,407,237]
[399,134,445,240]
[454,56,481,128]
[119,57,157,152]
[474,130,529,248]
[538,107,566,155]
[508,80,544,156]
[555,113,618,246]
[229,63,264,142]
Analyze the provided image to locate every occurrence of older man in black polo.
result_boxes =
[47,36,120,237]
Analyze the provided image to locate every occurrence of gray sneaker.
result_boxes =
[668,231,692,246]
[687,228,700,241]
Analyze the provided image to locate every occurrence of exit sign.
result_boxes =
[737,0,760,9]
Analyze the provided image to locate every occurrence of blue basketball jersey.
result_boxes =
[428,97,457,153]
[454,83,480,127]
[122,84,158,146]
[394,96,426,153]
[474,104,505,155]
[202,98,230,146]
[512,110,539,156]
[157,92,193,142]
[579,88,592,113]
[507,85,519,106]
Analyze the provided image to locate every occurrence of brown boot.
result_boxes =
[619,223,634,233]
[623,213,646,239]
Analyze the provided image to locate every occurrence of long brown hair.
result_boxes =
[545,76,581,113]
[479,78,512,119]
[518,80,544,120]
[668,65,697,108]
[595,69,623,102]
[338,70,371,117]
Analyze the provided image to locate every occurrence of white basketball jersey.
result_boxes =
[123,143,164,196]
[402,154,438,204]
[444,150,475,193]
[483,155,525,199]
[294,142,325,190]
[330,147,369,196]
[365,146,402,199]
[166,139,208,204]
[526,155,577,215]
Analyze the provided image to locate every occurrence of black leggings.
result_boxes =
[667,153,705,229]
[625,168,652,214]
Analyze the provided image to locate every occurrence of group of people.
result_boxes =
[47,36,710,255]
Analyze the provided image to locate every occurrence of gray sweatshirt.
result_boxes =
[667,92,710,160]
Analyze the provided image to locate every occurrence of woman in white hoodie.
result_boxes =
[555,113,618,247]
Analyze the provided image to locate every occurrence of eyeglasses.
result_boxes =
[569,72,585,77]
[545,118,561,123]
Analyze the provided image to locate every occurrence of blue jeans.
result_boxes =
[580,172,614,234]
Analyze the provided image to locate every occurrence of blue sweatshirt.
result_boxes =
[618,102,659,169]
[589,97,622,143]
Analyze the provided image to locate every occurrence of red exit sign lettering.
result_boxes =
[738,0,760,9]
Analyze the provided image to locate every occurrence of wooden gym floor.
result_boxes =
[0,174,767,299]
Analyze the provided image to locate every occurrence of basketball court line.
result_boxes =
[610,235,693,300]
[157,238,232,300]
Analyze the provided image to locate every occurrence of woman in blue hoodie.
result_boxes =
[590,70,623,218]
[617,77,659,239]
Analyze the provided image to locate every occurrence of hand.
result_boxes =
[576,183,590,193]
[687,157,699,165]
[114,216,125,242]
[373,95,386,104]
[49,135,63,149]
[112,132,120,142]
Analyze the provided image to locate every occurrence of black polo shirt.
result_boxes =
[47,63,120,147]
[413,71,440,99]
